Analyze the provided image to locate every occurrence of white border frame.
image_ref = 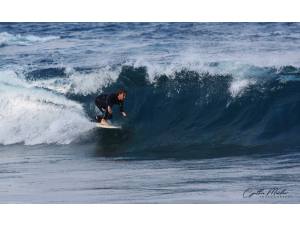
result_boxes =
[1,0,300,22]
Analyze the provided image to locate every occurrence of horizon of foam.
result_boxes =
[0,32,60,47]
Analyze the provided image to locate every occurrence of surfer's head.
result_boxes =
[116,89,127,101]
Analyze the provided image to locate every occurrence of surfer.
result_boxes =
[95,89,127,125]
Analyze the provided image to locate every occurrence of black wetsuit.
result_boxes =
[95,93,125,121]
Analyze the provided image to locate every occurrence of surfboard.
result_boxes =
[95,123,122,129]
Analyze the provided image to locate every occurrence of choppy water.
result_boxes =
[0,23,300,203]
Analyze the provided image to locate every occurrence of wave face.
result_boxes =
[1,23,300,158]
[92,65,300,158]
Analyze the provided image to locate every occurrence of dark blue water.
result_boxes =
[0,23,300,202]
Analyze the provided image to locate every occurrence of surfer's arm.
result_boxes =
[119,102,127,117]
[106,95,115,114]
[119,102,124,112]
[107,106,112,114]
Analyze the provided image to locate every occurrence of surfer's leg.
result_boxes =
[100,110,111,125]
[95,96,113,123]
[95,97,105,109]
[103,110,112,120]
[95,97,108,122]
[97,108,108,123]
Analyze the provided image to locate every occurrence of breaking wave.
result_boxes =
[1,62,299,158]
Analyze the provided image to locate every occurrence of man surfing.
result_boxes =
[95,89,127,125]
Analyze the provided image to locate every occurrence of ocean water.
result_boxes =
[0,23,300,203]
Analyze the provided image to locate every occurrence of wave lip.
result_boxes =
[0,32,59,47]
[25,66,120,96]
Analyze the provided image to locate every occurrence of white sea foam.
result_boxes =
[0,32,59,47]
[0,70,93,145]
[229,79,256,98]
[29,66,120,96]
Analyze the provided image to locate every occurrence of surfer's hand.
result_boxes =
[108,106,112,114]
[122,112,127,117]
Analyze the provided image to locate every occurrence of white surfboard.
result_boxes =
[95,123,122,129]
